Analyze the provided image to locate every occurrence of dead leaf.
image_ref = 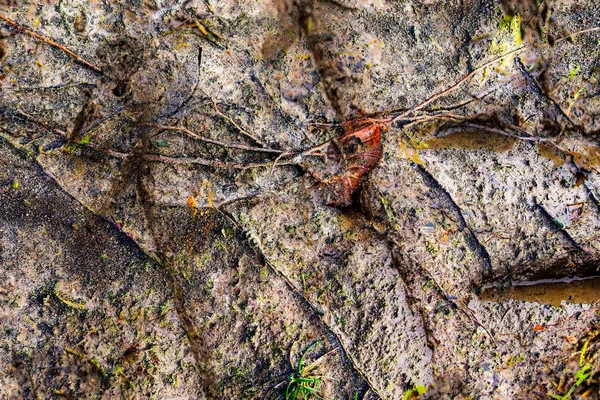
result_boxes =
[311,123,383,208]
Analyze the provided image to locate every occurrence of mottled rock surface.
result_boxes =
[1,0,599,399]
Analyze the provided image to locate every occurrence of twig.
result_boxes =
[469,122,582,157]
[10,109,67,137]
[270,151,294,175]
[384,26,600,125]
[457,299,499,347]
[5,82,97,92]
[142,153,298,170]
[144,123,285,154]
[202,92,267,147]
[0,107,132,160]
[166,46,203,119]
[0,12,103,74]
[514,57,577,128]
[298,140,334,157]
[301,347,339,375]
[307,121,342,128]
[389,45,528,123]
[325,0,359,10]
[192,19,225,49]
[555,27,600,44]
[203,0,214,14]
[399,109,592,171]
[578,232,600,247]
[78,107,126,138]
[414,111,567,145]
[460,122,555,143]
[422,267,498,346]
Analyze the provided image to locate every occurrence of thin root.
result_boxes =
[0,12,103,74]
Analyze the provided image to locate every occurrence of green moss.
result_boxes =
[425,240,437,256]
[259,265,268,280]
[568,65,581,81]
[204,277,214,295]
[158,304,170,317]
[311,210,327,233]
[488,12,523,62]
[498,14,522,45]
[381,195,396,221]
[403,383,427,399]
[89,358,106,377]
[62,142,79,154]
[284,224,297,236]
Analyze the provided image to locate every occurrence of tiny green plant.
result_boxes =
[547,326,599,399]
[286,342,327,400]
[548,363,593,400]
[265,341,338,400]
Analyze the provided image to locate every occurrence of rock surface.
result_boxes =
[1,0,599,399]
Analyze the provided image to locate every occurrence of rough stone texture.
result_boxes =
[1,0,600,399]
[236,193,433,398]
[0,142,202,399]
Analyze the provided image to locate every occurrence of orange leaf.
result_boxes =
[312,123,383,208]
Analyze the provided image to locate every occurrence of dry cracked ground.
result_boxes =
[1,0,600,399]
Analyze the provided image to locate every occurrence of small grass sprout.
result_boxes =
[265,341,338,400]
[285,341,335,400]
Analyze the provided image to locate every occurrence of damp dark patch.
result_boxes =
[480,276,600,306]
[95,37,145,99]
[423,130,516,152]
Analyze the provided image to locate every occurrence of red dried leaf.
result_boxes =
[310,123,383,208]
